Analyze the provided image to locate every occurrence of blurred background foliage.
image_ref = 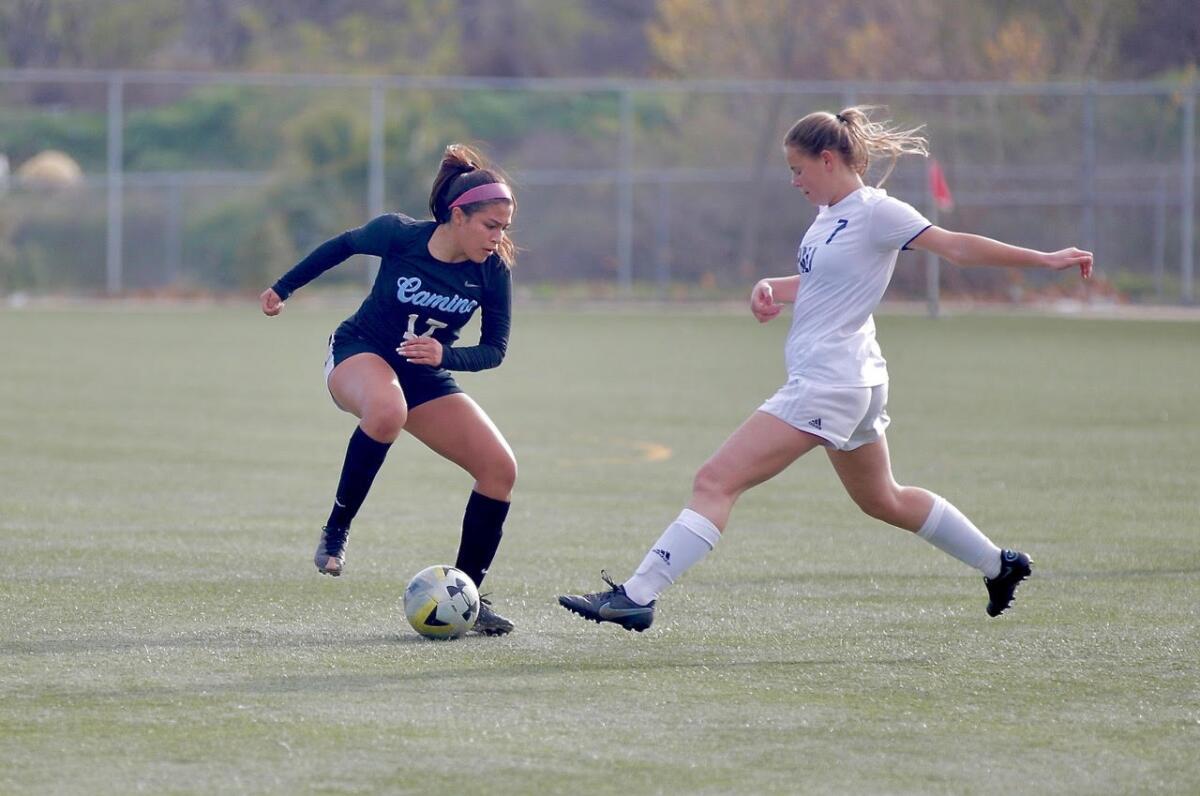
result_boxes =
[4,0,1192,81]
[0,0,1197,296]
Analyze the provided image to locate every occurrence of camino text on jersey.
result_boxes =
[395,276,479,314]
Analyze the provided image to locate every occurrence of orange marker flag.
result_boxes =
[928,158,954,212]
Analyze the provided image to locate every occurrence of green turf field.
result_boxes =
[1,303,1197,794]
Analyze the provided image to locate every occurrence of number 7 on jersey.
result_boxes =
[826,219,849,244]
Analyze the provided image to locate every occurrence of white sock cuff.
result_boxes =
[676,508,721,549]
[917,496,948,539]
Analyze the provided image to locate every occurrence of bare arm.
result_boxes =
[750,275,801,323]
[909,226,1093,279]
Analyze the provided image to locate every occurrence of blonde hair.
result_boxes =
[783,106,929,186]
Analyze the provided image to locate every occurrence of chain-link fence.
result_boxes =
[1,69,1196,304]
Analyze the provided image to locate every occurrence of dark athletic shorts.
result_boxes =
[323,320,462,410]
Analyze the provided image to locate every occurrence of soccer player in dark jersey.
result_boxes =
[260,144,518,635]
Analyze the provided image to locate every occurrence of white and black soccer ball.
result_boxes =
[403,565,480,639]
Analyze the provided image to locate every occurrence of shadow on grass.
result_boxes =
[0,630,413,657]
[1,624,942,703]
[1040,568,1200,579]
[10,652,937,703]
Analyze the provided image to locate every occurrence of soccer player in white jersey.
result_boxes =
[559,106,1093,631]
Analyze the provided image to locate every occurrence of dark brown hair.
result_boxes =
[429,143,516,267]
[783,106,929,186]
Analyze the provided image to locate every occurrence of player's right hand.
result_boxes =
[751,280,782,323]
[260,288,284,316]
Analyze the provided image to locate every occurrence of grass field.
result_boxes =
[1,303,1198,794]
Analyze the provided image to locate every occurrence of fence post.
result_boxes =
[1081,84,1097,259]
[105,74,124,295]
[925,204,940,318]
[367,82,386,286]
[1153,171,1167,301]
[655,179,671,299]
[617,88,634,296]
[165,177,182,286]
[1182,83,1195,304]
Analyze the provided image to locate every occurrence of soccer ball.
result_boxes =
[403,565,480,639]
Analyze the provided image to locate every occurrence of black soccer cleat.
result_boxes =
[558,571,655,632]
[984,549,1032,617]
[471,596,514,636]
[314,525,349,576]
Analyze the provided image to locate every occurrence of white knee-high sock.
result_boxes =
[917,495,1002,578]
[622,509,721,606]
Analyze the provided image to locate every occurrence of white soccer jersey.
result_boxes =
[784,186,930,386]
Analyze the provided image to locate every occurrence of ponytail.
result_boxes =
[784,106,929,186]
[429,143,517,267]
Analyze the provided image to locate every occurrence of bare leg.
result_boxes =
[689,410,827,531]
[327,353,409,442]
[405,393,516,603]
[404,393,517,500]
[618,411,826,606]
[824,435,934,532]
[316,353,409,574]
[826,434,1002,577]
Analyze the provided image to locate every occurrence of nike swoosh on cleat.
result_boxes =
[597,603,650,619]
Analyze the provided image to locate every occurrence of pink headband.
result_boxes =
[449,181,513,209]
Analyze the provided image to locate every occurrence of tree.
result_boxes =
[1112,0,1199,79]
[0,0,181,69]
[648,1,852,279]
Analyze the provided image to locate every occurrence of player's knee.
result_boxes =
[854,492,901,524]
[361,401,407,441]
[490,452,518,492]
[474,451,517,496]
[692,460,733,500]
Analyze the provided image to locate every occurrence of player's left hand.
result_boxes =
[397,336,443,366]
[1045,247,1093,280]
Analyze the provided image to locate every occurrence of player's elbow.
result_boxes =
[476,343,506,371]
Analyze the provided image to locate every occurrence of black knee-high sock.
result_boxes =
[325,426,392,531]
[455,490,509,588]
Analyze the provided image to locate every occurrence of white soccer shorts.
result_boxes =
[758,377,889,451]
